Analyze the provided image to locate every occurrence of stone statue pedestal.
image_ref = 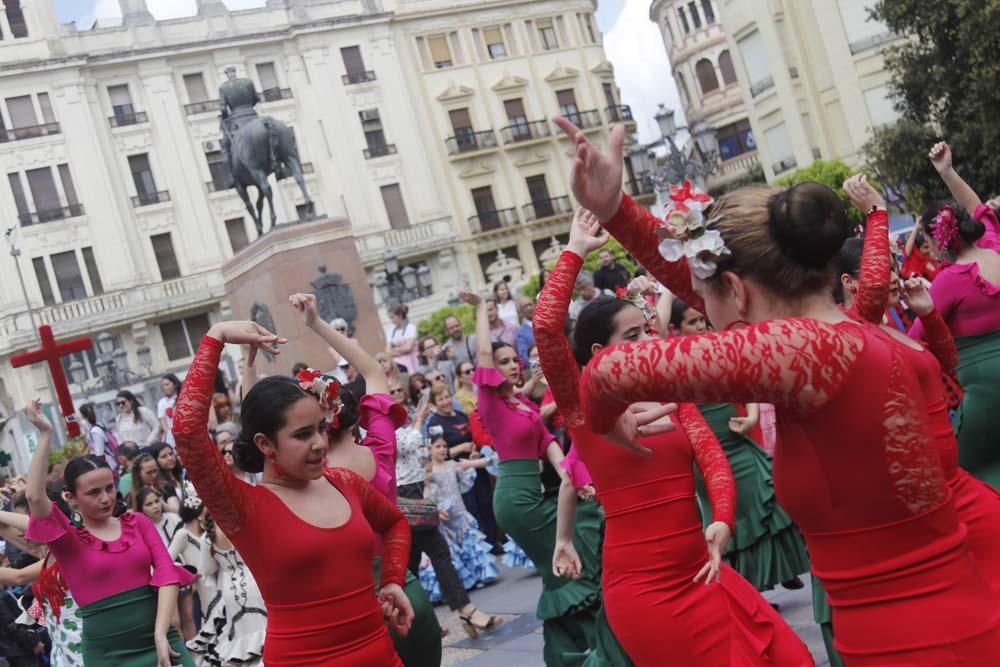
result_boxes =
[221,217,385,378]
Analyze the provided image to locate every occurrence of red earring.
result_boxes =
[266,451,284,477]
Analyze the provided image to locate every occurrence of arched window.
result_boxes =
[719,50,737,85]
[695,59,719,95]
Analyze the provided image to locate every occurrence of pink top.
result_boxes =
[472,367,555,461]
[910,204,1000,339]
[357,393,408,503]
[559,446,593,489]
[25,502,194,607]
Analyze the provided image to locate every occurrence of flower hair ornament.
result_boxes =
[932,204,959,252]
[182,481,202,510]
[295,368,344,429]
[656,180,731,279]
[614,286,656,322]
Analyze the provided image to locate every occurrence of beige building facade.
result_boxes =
[0,0,632,469]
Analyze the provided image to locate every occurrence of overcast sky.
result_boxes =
[57,0,677,144]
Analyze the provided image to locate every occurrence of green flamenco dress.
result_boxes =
[695,403,811,591]
[811,575,844,667]
[954,331,1000,488]
[374,557,442,667]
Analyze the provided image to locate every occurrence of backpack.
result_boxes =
[90,423,120,462]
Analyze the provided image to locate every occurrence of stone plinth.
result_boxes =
[221,217,384,377]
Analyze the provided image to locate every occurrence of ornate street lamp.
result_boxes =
[416,264,433,296]
[648,104,719,193]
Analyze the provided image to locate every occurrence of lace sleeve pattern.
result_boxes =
[579,318,864,434]
[677,403,735,529]
[850,208,892,324]
[920,308,960,375]
[603,194,705,313]
[172,336,253,536]
[534,251,585,429]
[326,468,411,588]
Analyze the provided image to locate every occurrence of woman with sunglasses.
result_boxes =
[114,391,161,446]
[416,337,456,391]
[453,361,477,415]
[215,426,256,485]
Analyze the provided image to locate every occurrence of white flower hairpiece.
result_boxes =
[656,180,731,279]
[182,481,202,509]
[295,368,344,428]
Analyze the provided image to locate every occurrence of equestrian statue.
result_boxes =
[219,65,314,237]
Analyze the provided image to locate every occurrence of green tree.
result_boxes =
[581,236,638,279]
[776,159,876,228]
[865,0,1000,203]
[416,304,475,345]
[863,121,948,215]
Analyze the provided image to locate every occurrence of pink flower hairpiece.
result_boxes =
[295,368,344,429]
[932,204,959,251]
[656,179,731,279]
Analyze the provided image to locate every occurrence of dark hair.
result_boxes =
[115,390,143,424]
[149,442,184,483]
[669,298,695,329]
[491,341,515,357]
[12,491,28,510]
[418,336,438,365]
[291,362,309,376]
[79,403,98,427]
[539,268,551,292]
[162,373,182,394]
[388,303,409,320]
[633,267,647,278]
[133,484,162,513]
[705,183,851,299]
[204,512,218,550]
[571,296,636,366]
[235,375,313,473]
[834,238,863,304]
[214,370,228,396]
[118,441,140,463]
[493,280,511,301]
[920,201,986,252]
[15,484,71,517]
[407,373,427,406]
[327,382,361,437]
[64,454,112,494]
[178,497,204,524]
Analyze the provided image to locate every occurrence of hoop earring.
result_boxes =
[266,451,284,477]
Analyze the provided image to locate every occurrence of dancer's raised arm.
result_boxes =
[843,174,892,324]
[929,142,988,223]
[460,289,494,369]
[24,400,54,521]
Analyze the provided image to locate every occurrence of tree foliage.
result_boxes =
[582,237,638,279]
[776,159,876,228]
[865,0,1000,205]
[416,304,475,345]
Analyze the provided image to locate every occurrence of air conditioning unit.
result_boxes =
[203,140,222,152]
[359,109,380,122]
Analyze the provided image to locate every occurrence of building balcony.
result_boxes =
[108,111,148,128]
[523,196,572,222]
[849,31,896,55]
[342,71,377,85]
[561,110,601,131]
[605,105,634,124]
[261,87,293,102]
[131,190,171,207]
[356,217,457,264]
[364,143,398,159]
[500,120,551,145]
[17,204,85,226]
[750,76,775,98]
[626,173,655,197]
[716,151,759,179]
[468,207,519,235]
[184,99,219,115]
[0,122,61,142]
[445,130,498,156]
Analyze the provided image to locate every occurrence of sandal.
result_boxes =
[459,608,503,639]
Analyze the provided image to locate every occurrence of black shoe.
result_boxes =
[770,602,781,611]
[781,576,804,590]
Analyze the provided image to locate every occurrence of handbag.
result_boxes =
[397,497,439,530]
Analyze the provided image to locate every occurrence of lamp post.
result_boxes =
[69,332,151,392]
[374,248,433,306]
[649,104,720,193]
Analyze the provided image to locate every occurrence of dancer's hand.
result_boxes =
[379,583,415,637]
[154,631,180,667]
[23,400,52,434]
[553,116,626,222]
[577,484,596,501]
[843,174,885,213]
[566,208,609,257]
[902,276,934,316]
[458,288,482,307]
[694,521,731,585]
[929,141,953,174]
[553,539,582,579]
[603,403,678,456]
[288,293,320,327]
[626,275,658,299]
[208,322,286,367]
[728,415,757,437]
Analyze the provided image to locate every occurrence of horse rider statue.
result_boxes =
[218,65,315,237]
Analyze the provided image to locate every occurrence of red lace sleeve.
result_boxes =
[920,308,959,374]
[603,194,705,313]
[172,336,252,536]
[469,411,493,447]
[535,251,585,429]
[677,403,735,529]
[579,318,865,434]
[326,468,411,588]
[850,209,892,324]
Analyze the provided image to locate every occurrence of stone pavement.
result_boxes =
[434,566,830,667]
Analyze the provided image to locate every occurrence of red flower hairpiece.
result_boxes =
[932,204,959,251]
[295,368,344,429]
[614,286,629,299]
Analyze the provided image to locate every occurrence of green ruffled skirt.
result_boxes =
[80,585,195,667]
[811,575,844,667]
[374,557,442,667]
[955,331,1000,487]
[695,403,810,591]
[494,459,606,666]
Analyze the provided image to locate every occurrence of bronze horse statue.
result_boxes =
[226,116,314,237]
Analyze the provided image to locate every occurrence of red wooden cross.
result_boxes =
[10,325,93,438]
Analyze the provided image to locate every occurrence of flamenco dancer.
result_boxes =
[909,142,1000,486]
[172,319,414,666]
[459,288,603,665]
[538,208,813,666]
[558,117,1000,665]
[22,401,196,666]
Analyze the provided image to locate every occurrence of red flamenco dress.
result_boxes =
[535,249,814,666]
[579,313,1000,666]
[173,336,411,666]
